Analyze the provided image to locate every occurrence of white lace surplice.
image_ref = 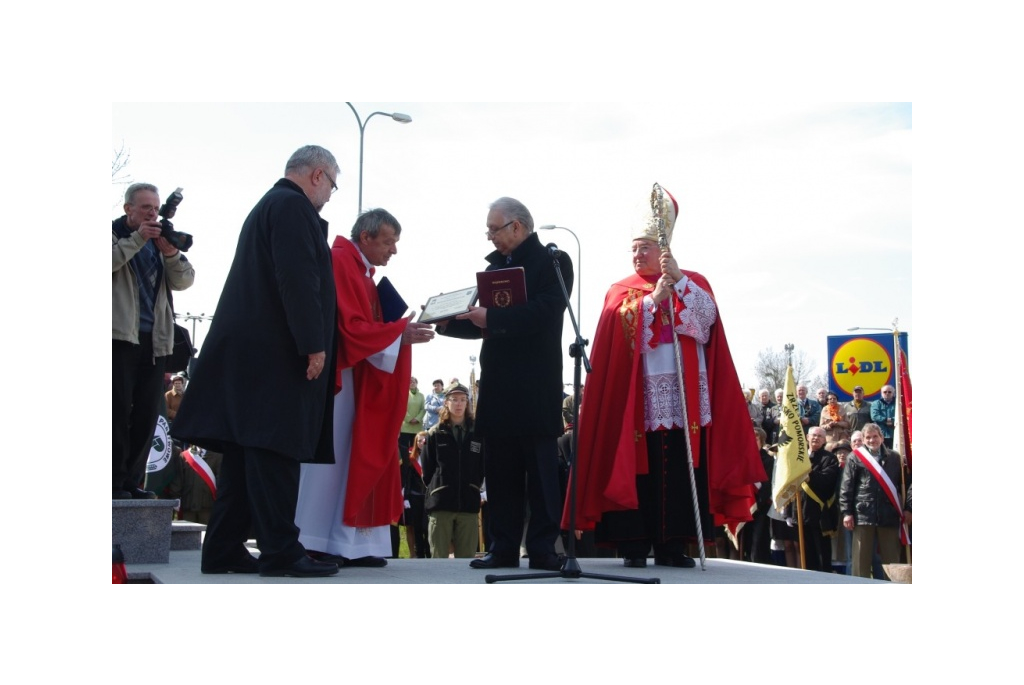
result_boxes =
[639,275,717,431]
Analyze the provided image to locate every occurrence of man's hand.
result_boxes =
[135,220,179,257]
[307,351,326,380]
[659,249,683,282]
[153,236,180,257]
[135,220,163,241]
[455,305,487,329]
[651,274,675,304]
[402,313,435,345]
[843,514,855,531]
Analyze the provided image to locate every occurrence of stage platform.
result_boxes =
[125,547,884,584]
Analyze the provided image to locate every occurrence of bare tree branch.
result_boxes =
[754,346,820,392]
[112,141,131,185]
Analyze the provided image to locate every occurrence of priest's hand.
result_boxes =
[659,249,683,282]
[402,313,435,345]
[652,274,675,304]
[306,351,326,380]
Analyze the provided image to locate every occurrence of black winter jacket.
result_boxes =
[839,446,907,527]
[422,421,484,514]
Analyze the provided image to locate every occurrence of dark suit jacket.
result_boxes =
[172,178,336,463]
[440,232,572,438]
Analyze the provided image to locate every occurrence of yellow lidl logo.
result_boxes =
[830,337,893,397]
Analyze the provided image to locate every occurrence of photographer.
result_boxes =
[113,182,195,500]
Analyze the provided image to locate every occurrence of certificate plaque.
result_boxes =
[418,286,479,323]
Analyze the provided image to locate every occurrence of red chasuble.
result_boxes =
[332,236,409,528]
[563,270,765,531]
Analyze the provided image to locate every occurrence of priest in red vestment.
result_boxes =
[295,208,435,567]
[562,184,765,568]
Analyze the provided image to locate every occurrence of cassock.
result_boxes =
[563,270,765,537]
[294,236,409,557]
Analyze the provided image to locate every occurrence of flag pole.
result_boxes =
[795,490,807,569]
[653,183,706,571]
[893,323,911,564]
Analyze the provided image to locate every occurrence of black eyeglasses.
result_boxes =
[322,169,338,194]
[485,220,515,237]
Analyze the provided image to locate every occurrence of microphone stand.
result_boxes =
[485,248,659,584]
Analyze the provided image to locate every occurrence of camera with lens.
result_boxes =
[158,187,193,252]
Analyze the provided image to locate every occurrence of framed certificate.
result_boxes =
[418,286,479,323]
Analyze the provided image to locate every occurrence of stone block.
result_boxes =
[883,563,912,584]
[170,520,205,551]
[112,499,179,564]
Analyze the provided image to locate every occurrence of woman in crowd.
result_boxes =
[422,384,484,559]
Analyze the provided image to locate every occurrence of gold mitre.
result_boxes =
[631,182,679,245]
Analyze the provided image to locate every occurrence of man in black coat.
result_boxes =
[801,427,841,572]
[172,145,340,578]
[438,197,572,571]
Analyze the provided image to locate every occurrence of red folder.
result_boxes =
[476,267,526,337]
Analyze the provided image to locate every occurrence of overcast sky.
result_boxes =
[111,102,911,390]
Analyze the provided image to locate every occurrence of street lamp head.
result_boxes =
[391,112,412,123]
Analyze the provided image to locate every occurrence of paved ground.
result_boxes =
[127,548,881,584]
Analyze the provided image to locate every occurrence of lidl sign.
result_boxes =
[827,332,909,402]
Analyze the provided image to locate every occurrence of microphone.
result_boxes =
[546,243,563,258]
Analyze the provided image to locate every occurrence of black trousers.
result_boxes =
[482,435,562,559]
[201,444,305,571]
[112,334,166,491]
[597,429,712,559]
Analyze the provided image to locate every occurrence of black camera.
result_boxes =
[158,187,193,252]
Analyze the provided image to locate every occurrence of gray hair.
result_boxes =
[125,183,158,205]
[807,426,826,439]
[351,207,402,241]
[285,145,339,176]
[489,197,534,233]
[861,423,883,438]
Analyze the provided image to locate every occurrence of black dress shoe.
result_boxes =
[654,554,696,568]
[202,554,260,574]
[469,553,520,569]
[259,555,339,577]
[130,487,158,500]
[528,554,565,571]
[112,489,133,500]
[623,557,648,568]
[341,556,387,568]
[307,551,347,565]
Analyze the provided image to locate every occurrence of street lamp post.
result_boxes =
[538,224,582,332]
[345,102,412,214]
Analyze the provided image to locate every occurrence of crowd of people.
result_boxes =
[114,153,909,580]
[744,383,911,577]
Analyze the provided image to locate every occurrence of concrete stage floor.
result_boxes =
[127,548,883,584]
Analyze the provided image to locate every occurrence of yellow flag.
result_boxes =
[771,365,810,510]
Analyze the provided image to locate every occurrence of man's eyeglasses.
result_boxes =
[322,169,338,194]
[485,220,515,237]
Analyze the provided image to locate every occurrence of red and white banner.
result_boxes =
[895,344,913,471]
